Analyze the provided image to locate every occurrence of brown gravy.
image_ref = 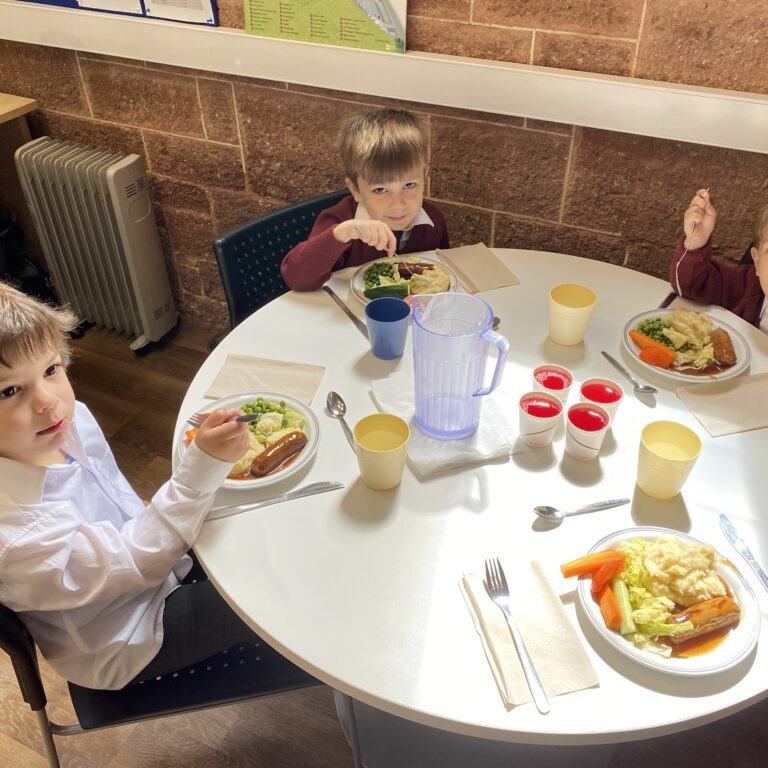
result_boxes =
[673,361,734,377]
[670,627,732,658]
[228,449,302,481]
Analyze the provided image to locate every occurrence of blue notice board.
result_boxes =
[17,1,218,26]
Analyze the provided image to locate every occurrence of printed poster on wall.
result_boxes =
[244,1,406,53]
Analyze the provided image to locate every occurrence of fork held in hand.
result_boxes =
[187,412,260,429]
[484,557,550,714]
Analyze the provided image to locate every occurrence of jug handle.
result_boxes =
[474,330,509,397]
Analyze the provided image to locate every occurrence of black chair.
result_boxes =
[0,602,324,768]
[212,190,348,331]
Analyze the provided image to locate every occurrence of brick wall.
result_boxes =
[1,1,767,325]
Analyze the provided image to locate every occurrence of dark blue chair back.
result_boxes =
[212,190,348,329]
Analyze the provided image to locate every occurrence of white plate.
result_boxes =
[577,526,760,676]
[350,255,459,304]
[178,392,319,490]
[622,309,750,383]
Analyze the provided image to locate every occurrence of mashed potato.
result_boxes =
[641,537,725,607]
[229,433,265,477]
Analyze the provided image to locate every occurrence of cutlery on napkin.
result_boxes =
[676,372,768,437]
[370,370,516,476]
[460,561,599,708]
[436,243,520,294]
[204,354,325,404]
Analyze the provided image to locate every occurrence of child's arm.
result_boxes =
[0,411,248,612]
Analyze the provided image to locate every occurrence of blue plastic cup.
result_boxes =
[364,297,411,359]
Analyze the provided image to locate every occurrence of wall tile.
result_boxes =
[197,79,239,144]
[147,175,211,215]
[79,59,204,136]
[564,128,768,276]
[78,52,145,68]
[407,0,471,21]
[525,118,571,135]
[431,117,570,220]
[216,0,246,29]
[533,33,634,76]
[0,41,87,115]
[636,1,768,94]
[209,189,289,234]
[407,17,531,63]
[437,201,493,247]
[143,132,246,190]
[494,214,623,264]
[473,0,645,38]
[235,86,363,200]
[27,110,145,156]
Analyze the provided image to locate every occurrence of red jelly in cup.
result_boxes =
[568,404,609,431]
[521,395,562,418]
[532,365,573,402]
[519,391,563,447]
[579,377,624,421]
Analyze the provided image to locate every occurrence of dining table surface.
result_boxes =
[174,248,768,748]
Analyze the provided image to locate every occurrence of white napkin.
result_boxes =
[370,371,516,477]
[460,562,599,708]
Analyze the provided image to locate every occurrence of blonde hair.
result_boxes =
[0,281,77,368]
[753,203,768,247]
[339,108,428,184]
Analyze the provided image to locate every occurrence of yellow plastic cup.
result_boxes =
[636,421,702,499]
[353,414,410,490]
[548,284,597,345]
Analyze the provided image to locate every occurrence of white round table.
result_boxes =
[175,250,768,758]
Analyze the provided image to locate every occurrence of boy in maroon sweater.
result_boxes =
[280,109,450,291]
[671,189,768,330]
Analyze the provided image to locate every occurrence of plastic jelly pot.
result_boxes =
[412,292,509,439]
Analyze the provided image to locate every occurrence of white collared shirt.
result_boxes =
[759,297,768,335]
[0,402,232,689]
[354,203,434,250]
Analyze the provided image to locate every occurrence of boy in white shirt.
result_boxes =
[0,281,260,689]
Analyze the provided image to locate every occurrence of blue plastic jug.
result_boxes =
[412,293,509,439]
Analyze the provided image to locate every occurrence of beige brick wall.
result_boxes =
[1,1,767,325]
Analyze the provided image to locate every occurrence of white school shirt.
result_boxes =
[759,297,768,335]
[0,402,232,690]
[354,203,434,250]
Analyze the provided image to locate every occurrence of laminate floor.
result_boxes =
[1,321,765,767]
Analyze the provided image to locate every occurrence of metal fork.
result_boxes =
[484,557,550,714]
[187,412,261,428]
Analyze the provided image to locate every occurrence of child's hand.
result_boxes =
[683,189,716,250]
[194,409,250,463]
[333,219,396,256]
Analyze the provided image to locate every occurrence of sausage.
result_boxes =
[250,431,308,477]
[396,262,434,277]
[662,596,740,644]
[711,328,736,367]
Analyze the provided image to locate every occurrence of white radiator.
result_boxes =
[14,137,178,351]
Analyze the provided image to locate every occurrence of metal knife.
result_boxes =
[208,481,345,521]
[323,286,369,339]
[719,514,768,594]
[657,291,678,309]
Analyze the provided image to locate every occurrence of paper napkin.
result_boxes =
[370,370,517,477]
[437,243,520,294]
[676,372,768,437]
[460,562,599,709]
[204,354,325,405]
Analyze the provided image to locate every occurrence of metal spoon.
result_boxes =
[601,351,658,395]
[535,497,630,525]
[326,391,356,452]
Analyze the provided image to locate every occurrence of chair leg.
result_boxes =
[35,708,61,768]
[339,693,364,768]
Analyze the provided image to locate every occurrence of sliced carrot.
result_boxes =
[590,556,626,593]
[183,428,198,446]
[597,584,623,633]
[629,329,677,368]
[560,549,625,579]
[638,345,675,369]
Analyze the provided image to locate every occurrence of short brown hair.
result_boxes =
[339,108,428,184]
[0,281,77,368]
[753,203,768,247]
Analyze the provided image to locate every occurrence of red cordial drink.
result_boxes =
[581,381,621,404]
[568,405,609,432]
[521,396,562,418]
[534,369,571,390]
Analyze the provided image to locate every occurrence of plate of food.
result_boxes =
[622,309,750,382]
[350,255,458,303]
[178,392,319,490]
[564,526,759,676]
